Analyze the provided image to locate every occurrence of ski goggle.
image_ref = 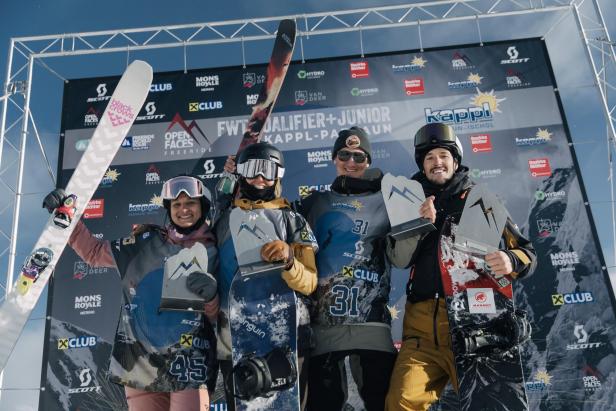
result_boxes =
[414,123,458,150]
[237,159,285,180]
[161,176,208,200]
[336,150,368,164]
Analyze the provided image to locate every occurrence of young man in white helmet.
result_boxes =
[43,175,219,411]
[384,123,536,410]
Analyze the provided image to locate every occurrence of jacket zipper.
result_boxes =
[433,292,440,347]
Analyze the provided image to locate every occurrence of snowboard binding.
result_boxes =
[228,346,298,400]
[451,309,531,358]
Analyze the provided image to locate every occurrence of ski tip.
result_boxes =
[127,60,154,78]
[278,19,297,33]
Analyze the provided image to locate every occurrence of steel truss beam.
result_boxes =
[0,0,615,392]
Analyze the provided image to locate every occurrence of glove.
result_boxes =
[261,240,293,268]
[42,188,66,213]
[186,271,218,303]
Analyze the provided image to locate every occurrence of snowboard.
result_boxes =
[0,60,153,371]
[440,184,529,411]
[228,207,299,410]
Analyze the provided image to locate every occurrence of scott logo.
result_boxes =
[96,84,107,97]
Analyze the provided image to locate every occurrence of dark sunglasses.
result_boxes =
[337,150,368,163]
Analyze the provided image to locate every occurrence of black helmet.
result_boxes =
[237,142,285,180]
[413,123,464,169]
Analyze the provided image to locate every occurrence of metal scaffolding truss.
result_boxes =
[0,0,615,333]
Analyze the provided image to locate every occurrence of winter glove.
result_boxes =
[261,240,294,269]
[42,188,66,213]
[186,271,218,303]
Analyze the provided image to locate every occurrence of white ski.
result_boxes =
[0,60,153,371]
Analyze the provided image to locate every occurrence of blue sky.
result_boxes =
[0,0,615,409]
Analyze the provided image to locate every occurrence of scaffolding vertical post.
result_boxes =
[0,39,15,172]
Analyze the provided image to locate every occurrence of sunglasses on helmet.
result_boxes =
[336,150,368,163]
[236,158,285,181]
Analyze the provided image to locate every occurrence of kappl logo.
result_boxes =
[349,61,370,78]
[567,324,604,350]
[505,68,530,88]
[100,168,120,187]
[351,87,379,97]
[243,72,265,88]
[550,251,579,271]
[246,94,259,105]
[195,75,219,91]
[122,134,154,151]
[165,113,211,153]
[57,336,97,350]
[307,150,331,168]
[297,69,325,80]
[451,52,474,70]
[536,218,561,237]
[150,83,173,92]
[73,261,109,280]
[470,134,492,153]
[501,46,530,64]
[74,294,102,315]
[551,291,593,306]
[448,73,483,90]
[83,107,100,126]
[128,194,163,216]
[136,101,165,121]
[528,157,552,177]
[341,266,380,283]
[188,101,223,112]
[68,368,101,394]
[516,128,552,146]
[470,168,501,179]
[198,159,223,179]
[145,164,161,184]
[535,189,566,201]
[525,370,552,392]
[294,90,326,106]
[392,56,427,73]
[404,78,424,96]
[425,89,504,127]
[86,83,111,103]
[83,199,104,219]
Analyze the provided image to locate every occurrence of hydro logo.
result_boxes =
[551,292,594,306]
[425,102,492,125]
[297,69,325,80]
[137,102,165,121]
[57,336,97,350]
[67,368,101,394]
[150,83,173,92]
[342,266,379,283]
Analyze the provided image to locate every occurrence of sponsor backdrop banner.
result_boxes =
[40,38,616,410]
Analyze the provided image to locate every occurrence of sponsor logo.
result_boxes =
[188,101,223,112]
[100,168,120,187]
[240,318,266,339]
[83,199,104,219]
[67,368,101,394]
[75,139,90,151]
[551,291,593,306]
[583,376,602,392]
[536,218,561,237]
[73,261,109,280]
[179,334,210,349]
[448,73,483,89]
[425,89,505,128]
[307,150,330,168]
[107,99,135,127]
[516,128,552,146]
[470,134,492,153]
[165,113,210,153]
[349,62,370,79]
[467,288,496,314]
[136,101,165,121]
[242,72,265,88]
[342,266,380,283]
[246,94,259,105]
[371,148,391,160]
[145,164,161,184]
[181,319,201,327]
[528,157,552,177]
[121,134,155,151]
[300,228,316,243]
[86,83,111,103]
[550,251,579,271]
[150,83,173,92]
[470,168,501,179]
[298,184,331,198]
[83,107,100,126]
[404,77,424,96]
[351,87,379,97]
[57,336,97,350]
[501,46,530,64]
[566,324,604,350]
[535,190,566,201]
[505,68,530,88]
[343,240,370,262]
[294,90,326,106]
[392,56,427,72]
[74,294,102,315]
[195,75,219,91]
[331,200,363,212]
[128,195,163,216]
[197,159,223,179]
[525,370,552,392]
[451,52,475,70]
[297,69,325,80]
